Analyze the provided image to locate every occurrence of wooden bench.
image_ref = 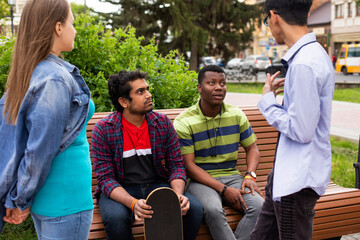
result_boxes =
[87,106,360,240]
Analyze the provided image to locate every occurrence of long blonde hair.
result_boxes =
[3,0,69,125]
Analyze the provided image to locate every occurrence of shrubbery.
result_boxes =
[0,14,199,112]
[0,36,13,97]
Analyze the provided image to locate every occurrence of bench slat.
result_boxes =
[313,223,360,239]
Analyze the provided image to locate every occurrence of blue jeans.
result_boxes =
[31,209,93,240]
[187,175,264,240]
[98,182,203,240]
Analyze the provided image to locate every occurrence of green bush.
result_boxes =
[0,36,14,97]
[64,14,198,112]
[0,14,199,111]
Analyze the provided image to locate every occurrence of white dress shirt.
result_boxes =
[258,33,335,201]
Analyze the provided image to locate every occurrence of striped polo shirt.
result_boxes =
[174,101,256,178]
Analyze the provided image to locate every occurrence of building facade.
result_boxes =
[246,0,288,60]
[250,0,342,60]
[331,0,360,56]
[308,0,332,56]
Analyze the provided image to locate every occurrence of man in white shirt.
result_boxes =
[250,0,335,239]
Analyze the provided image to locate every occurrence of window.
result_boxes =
[348,47,356,57]
[356,47,360,57]
[343,47,360,58]
[335,4,344,18]
[348,2,353,17]
[339,48,346,58]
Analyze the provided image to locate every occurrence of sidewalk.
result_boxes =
[224,92,360,143]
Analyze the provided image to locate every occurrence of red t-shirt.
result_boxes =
[122,117,159,185]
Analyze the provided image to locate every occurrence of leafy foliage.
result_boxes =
[0,14,198,112]
[0,36,14,97]
[64,14,198,112]
[0,0,9,19]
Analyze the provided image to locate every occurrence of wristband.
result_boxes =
[130,199,139,212]
[220,185,228,197]
[245,176,256,182]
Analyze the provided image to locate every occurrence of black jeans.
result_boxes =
[250,170,320,240]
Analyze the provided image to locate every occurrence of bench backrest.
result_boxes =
[87,107,278,193]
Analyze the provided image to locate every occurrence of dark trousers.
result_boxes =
[250,170,320,240]
[98,182,203,240]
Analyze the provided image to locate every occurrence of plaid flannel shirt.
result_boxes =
[91,111,186,200]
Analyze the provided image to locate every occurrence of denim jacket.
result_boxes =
[0,54,90,231]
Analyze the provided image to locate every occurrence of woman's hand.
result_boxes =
[3,207,31,224]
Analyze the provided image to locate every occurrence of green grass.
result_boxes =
[226,82,264,94]
[330,136,359,188]
[226,83,360,104]
[0,218,36,240]
[333,87,360,104]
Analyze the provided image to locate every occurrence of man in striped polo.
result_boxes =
[174,65,264,240]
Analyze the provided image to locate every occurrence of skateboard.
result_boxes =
[144,187,183,240]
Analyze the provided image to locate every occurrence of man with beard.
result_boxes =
[91,70,203,240]
[174,65,263,240]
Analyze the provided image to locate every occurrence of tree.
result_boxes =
[0,0,10,34]
[0,0,9,19]
[98,0,261,70]
[71,2,87,16]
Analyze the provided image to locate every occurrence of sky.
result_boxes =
[69,0,117,13]
[69,0,246,14]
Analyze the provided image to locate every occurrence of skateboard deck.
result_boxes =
[144,187,183,240]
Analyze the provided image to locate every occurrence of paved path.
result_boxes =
[341,233,360,240]
[224,92,360,143]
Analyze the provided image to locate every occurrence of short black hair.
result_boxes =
[198,65,225,84]
[265,0,313,26]
[108,70,148,112]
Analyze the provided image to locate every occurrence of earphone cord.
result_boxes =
[205,108,222,157]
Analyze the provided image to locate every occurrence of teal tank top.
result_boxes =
[31,99,95,216]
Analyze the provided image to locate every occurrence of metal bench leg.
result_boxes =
[354,135,360,189]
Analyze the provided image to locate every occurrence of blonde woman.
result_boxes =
[0,0,94,239]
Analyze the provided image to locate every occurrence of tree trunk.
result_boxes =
[189,40,199,72]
